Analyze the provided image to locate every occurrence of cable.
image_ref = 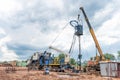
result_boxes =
[69,35,76,54]
[70,36,76,59]
[45,22,69,51]
[82,35,94,61]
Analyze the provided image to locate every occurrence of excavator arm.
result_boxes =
[80,7,105,60]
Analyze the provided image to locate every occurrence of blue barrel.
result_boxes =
[45,67,49,74]
[45,60,49,65]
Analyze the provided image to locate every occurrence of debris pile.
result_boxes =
[5,67,16,73]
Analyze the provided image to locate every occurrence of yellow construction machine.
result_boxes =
[80,7,105,72]
[49,46,70,64]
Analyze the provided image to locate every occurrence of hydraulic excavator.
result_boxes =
[79,7,105,72]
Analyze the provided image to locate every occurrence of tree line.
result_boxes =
[58,51,120,66]
[100,51,120,61]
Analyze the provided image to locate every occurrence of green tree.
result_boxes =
[104,53,115,60]
[70,58,76,65]
[81,60,87,67]
[117,51,120,60]
[58,53,65,60]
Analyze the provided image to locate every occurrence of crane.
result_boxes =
[80,7,105,61]
[49,46,70,64]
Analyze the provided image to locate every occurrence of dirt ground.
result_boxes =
[0,67,119,80]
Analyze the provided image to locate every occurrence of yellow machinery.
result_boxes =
[80,7,105,61]
[49,46,70,64]
[79,7,105,71]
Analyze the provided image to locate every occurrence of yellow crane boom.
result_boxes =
[80,7,105,60]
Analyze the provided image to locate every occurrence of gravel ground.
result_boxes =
[0,67,119,80]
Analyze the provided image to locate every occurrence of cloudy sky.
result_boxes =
[0,0,120,61]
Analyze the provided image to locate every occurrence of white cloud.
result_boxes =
[42,0,64,10]
[0,28,6,35]
[0,28,19,61]
[0,0,120,61]
[93,2,114,25]
[79,0,120,48]
[0,0,22,17]
[75,0,120,59]
[96,7,120,45]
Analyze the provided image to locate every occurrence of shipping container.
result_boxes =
[100,61,120,77]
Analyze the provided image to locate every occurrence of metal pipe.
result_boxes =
[78,36,81,70]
